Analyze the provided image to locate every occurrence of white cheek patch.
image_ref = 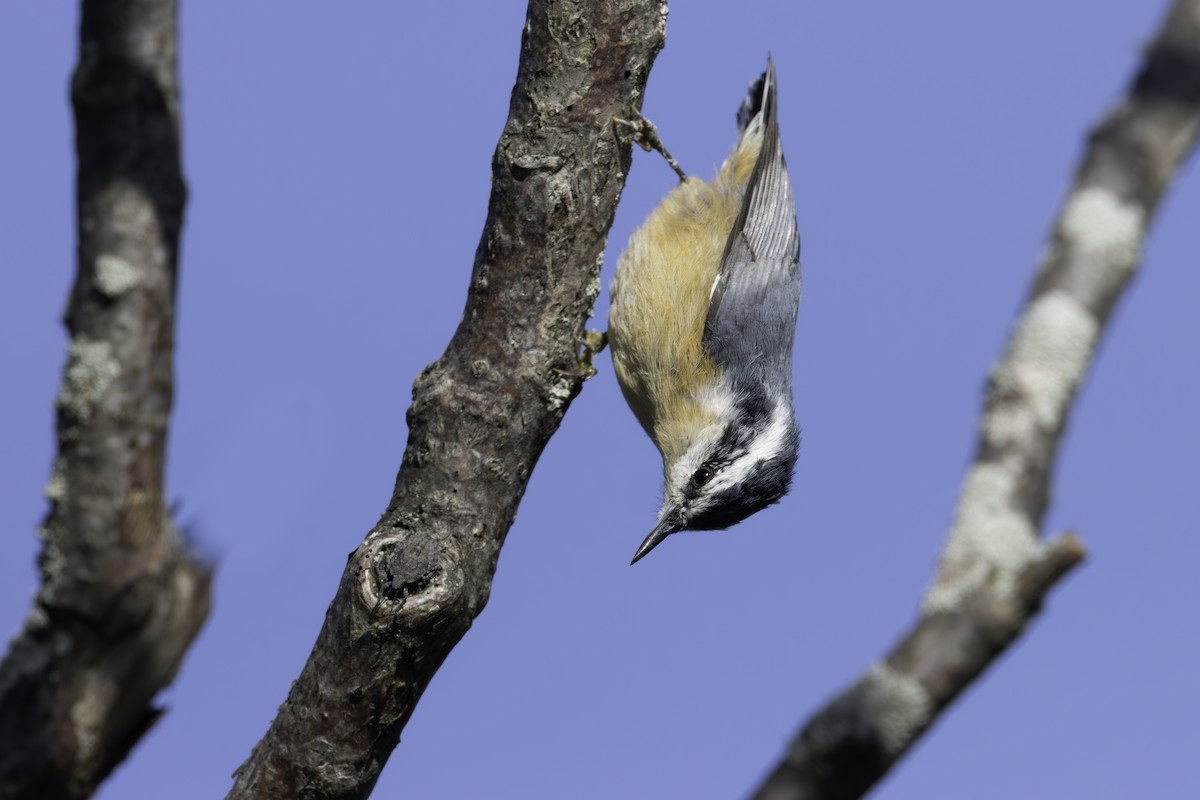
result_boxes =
[743,402,792,470]
[664,384,792,519]
[703,401,791,499]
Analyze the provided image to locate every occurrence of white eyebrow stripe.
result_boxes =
[706,401,790,496]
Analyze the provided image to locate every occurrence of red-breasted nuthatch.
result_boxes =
[609,58,800,564]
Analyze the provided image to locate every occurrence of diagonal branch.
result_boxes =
[225,2,667,798]
[751,2,1200,798]
[0,2,212,799]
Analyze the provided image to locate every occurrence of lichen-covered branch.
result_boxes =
[224,2,666,798]
[750,3,1200,799]
[0,2,212,799]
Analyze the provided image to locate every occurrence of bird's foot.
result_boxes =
[614,114,687,182]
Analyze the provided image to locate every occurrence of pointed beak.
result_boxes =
[630,512,683,565]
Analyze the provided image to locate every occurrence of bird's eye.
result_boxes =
[692,467,714,486]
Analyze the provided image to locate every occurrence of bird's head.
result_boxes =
[633,389,798,564]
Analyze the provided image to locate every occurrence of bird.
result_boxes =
[608,57,801,565]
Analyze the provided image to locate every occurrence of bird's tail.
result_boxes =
[734,56,776,146]
[736,70,769,136]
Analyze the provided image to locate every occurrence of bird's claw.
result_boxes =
[614,114,687,182]
[576,329,607,381]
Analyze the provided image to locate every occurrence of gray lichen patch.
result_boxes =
[583,252,604,304]
[33,529,69,601]
[94,254,141,298]
[857,663,932,757]
[1059,187,1145,277]
[984,290,1098,447]
[925,463,1039,613]
[68,669,119,770]
[546,370,576,412]
[57,337,120,435]
[43,456,68,503]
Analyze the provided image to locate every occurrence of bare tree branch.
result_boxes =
[0,1,212,799]
[225,2,667,797]
[750,2,1200,798]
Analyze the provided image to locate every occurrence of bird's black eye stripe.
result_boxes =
[692,466,714,486]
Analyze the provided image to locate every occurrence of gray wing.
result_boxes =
[703,59,801,392]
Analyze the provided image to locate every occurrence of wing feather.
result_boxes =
[702,58,801,388]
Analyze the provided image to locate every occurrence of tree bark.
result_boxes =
[0,2,212,799]
[225,2,667,798]
[750,2,1200,798]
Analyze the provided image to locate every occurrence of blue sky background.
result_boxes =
[2,2,1197,798]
